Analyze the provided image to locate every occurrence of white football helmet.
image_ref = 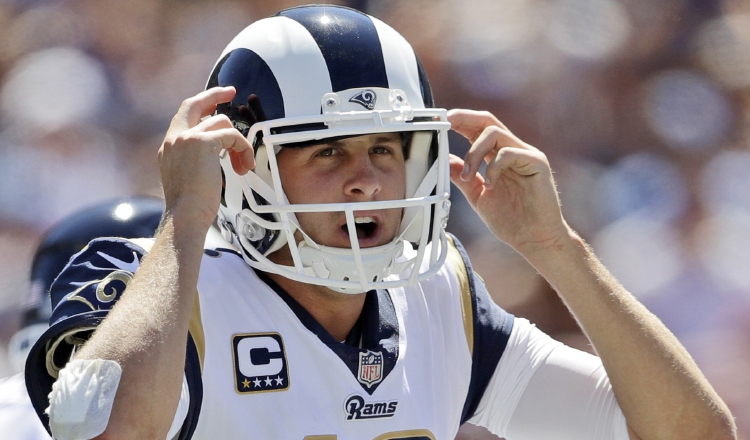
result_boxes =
[208,5,451,294]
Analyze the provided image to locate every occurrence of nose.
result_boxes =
[343,155,381,198]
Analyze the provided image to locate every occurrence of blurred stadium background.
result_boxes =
[0,0,748,436]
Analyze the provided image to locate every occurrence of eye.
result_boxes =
[316,147,338,157]
[371,146,391,155]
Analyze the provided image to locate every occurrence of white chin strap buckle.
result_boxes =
[299,241,407,293]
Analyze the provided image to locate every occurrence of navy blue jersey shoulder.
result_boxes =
[48,237,148,316]
[24,237,203,440]
[24,237,149,434]
[449,234,515,424]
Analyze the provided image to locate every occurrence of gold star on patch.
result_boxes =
[242,378,251,389]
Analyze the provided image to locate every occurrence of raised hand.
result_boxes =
[447,109,569,256]
[158,86,255,229]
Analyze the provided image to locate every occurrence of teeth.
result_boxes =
[354,216,375,224]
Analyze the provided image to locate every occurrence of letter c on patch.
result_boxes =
[237,336,283,377]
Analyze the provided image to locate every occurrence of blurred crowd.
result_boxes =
[0,0,748,436]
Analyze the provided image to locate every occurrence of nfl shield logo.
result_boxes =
[357,350,383,388]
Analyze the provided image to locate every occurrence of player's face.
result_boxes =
[275,132,406,249]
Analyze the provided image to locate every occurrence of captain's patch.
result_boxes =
[232,333,289,394]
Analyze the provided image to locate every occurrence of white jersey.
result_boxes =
[189,240,484,439]
[25,235,628,440]
[0,373,51,439]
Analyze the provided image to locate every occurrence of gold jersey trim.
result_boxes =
[189,293,206,371]
[446,235,474,356]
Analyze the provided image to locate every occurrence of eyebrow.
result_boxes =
[282,133,402,150]
[327,134,401,147]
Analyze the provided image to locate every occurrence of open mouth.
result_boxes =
[342,216,378,240]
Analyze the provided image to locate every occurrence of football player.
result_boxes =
[25,5,735,440]
[0,197,163,439]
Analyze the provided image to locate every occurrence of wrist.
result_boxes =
[515,225,591,274]
[160,203,213,255]
[512,221,581,257]
[163,196,216,235]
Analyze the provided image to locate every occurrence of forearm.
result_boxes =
[74,211,205,439]
[521,227,736,440]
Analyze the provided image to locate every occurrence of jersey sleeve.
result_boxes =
[451,232,629,439]
[467,318,629,439]
[24,237,204,440]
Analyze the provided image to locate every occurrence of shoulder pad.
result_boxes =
[49,237,150,321]
[24,237,151,434]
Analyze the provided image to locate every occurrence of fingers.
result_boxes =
[449,108,539,184]
[210,128,255,175]
[227,148,255,176]
[191,121,255,175]
[168,86,237,136]
[447,109,507,142]
[484,147,547,189]
[450,145,548,197]
[167,90,256,176]
[460,125,534,183]
[449,154,485,207]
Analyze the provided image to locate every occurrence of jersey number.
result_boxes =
[304,429,435,440]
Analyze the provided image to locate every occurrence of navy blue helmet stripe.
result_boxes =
[207,48,285,122]
[279,5,389,92]
[416,56,435,107]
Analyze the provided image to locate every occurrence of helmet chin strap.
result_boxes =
[292,205,421,294]
[297,240,412,294]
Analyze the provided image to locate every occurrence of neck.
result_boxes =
[266,272,367,342]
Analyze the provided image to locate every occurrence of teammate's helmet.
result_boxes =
[7,197,163,373]
[208,5,451,293]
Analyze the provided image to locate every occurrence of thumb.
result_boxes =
[449,154,485,208]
